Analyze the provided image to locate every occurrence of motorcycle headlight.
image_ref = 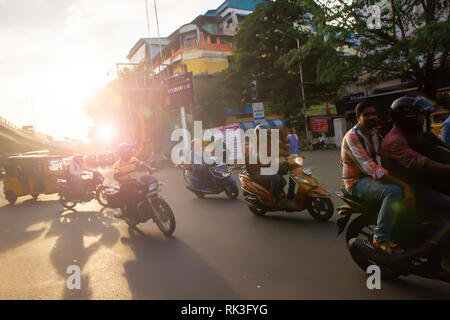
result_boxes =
[222,172,231,177]
[303,168,312,176]
[148,183,158,191]
[292,174,311,184]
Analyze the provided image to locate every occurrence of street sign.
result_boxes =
[252,102,265,123]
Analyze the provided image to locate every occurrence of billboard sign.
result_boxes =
[310,117,328,132]
[165,72,194,107]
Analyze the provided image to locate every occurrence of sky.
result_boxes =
[0,0,225,141]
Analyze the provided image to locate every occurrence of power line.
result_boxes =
[153,0,165,75]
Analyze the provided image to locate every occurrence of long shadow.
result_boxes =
[45,207,120,300]
[122,228,238,299]
[0,198,61,253]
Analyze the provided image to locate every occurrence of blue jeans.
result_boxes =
[351,177,404,242]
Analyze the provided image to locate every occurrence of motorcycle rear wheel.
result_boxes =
[346,216,401,280]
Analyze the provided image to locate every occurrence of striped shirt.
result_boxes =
[341,125,388,191]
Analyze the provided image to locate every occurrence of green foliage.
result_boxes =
[232,0,339,119]
[302,0,450,99]
[193,67,247,128]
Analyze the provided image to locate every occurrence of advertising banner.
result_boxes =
[310,118,328,132]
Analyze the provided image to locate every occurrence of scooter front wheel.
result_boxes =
[307,197,334,221]
[249,205,266,216]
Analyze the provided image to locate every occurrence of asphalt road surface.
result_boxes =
[0,149,449,299]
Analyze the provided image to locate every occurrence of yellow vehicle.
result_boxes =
[2,154,64,205]
[430,110,450,140]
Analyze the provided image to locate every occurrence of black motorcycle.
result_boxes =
[58,171,108,209]
[336,190,449,283]
[105,173,176,236]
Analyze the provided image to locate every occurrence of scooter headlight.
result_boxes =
[148,183,158,191]
[303,168,312,176]
[292,174,311,184]
[294,157,304,166]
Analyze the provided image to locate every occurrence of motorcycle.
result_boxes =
[57,171,108,209]
[183,159,239,200]
[240,154,334,221]
[336,190,450,282]
[104,173,176,236]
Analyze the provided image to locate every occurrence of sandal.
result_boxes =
[373,239,405,255]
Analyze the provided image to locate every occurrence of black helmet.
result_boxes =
[117,143,133,159]
[390,96,435,124]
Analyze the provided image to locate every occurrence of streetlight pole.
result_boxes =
[296,38,308,144]
[275,30,308,143]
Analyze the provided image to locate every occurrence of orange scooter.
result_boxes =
[239,154,334,221]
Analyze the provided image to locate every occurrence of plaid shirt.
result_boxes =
[341,125,388,191]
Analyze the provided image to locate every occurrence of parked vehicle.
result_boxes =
[3,154,64,204]
[57,170,108,209]
[336,190,449,283]
[240,154,334,221]
[183,160,239,200]
[105,173,176,236]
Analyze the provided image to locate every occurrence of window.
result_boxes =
[226,18,233,28]
[185,37,197,47]
[220,39,227,45]
[211,37,217,44]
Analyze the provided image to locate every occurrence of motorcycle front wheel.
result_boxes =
[95,186,108,207]
[152,198,176,237]
[59,193,77,209]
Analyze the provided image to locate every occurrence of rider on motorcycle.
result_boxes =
[381,96,450,271]
[69,154,93,197]
[341,101,415,255]
[113,143,156,219]
[245,124,290,206]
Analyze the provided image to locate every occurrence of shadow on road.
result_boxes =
[0,199,61,253]
[45,207,120,300]
[121,228,238,299]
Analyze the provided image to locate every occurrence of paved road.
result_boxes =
[0,149,448,299]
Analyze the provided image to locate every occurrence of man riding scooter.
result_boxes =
[381,96,450,272]
[341,101,416,255]
[113,143,156,220]
[245,124,290,206]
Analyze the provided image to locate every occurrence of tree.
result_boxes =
[300,0,450,100]
[232,0,339,121]
[193,68,248,128]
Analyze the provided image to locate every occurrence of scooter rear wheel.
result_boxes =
[225,184,239,199]
[194,191,205,199]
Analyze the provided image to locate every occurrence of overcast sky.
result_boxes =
[0,0,225,140]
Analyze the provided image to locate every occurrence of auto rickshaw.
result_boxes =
[2,154,64,204]
[430,110,450,140]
